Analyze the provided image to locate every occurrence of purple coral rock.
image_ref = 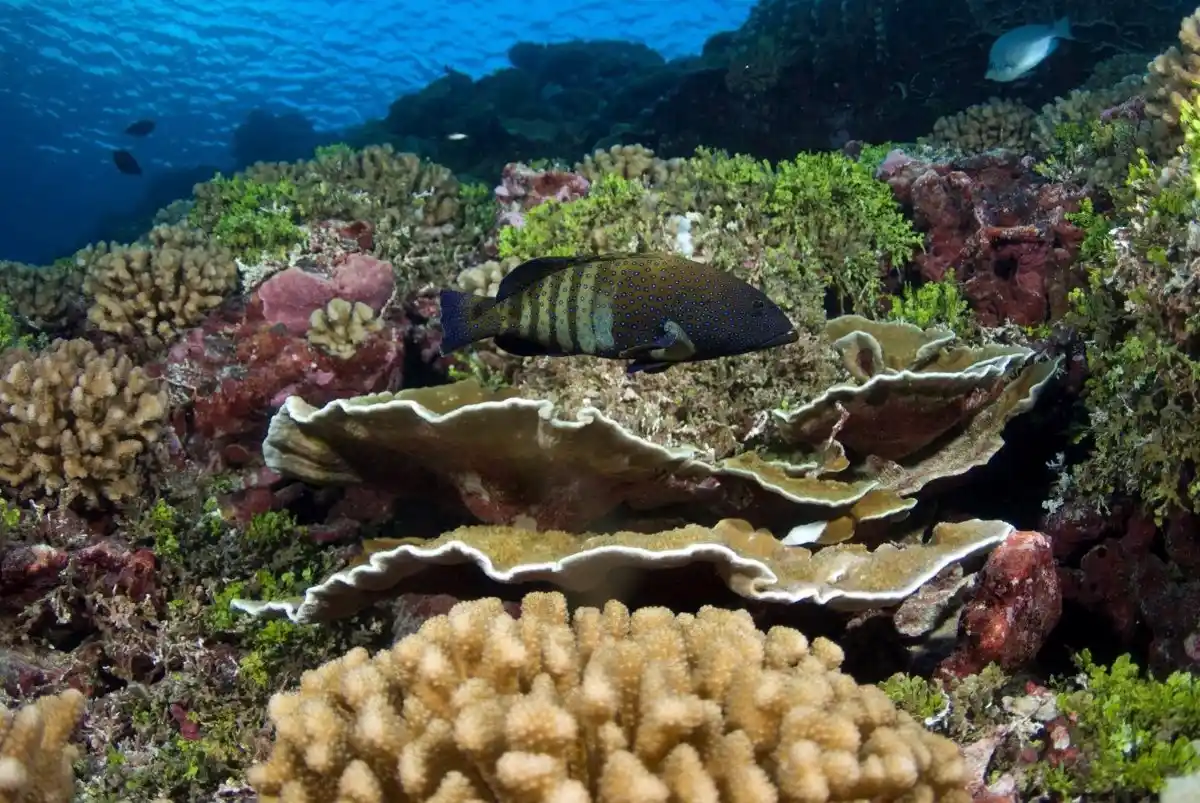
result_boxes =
[257,253,395,335]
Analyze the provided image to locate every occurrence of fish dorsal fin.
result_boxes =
[496,254,634,301]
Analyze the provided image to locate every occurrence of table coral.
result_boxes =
[80,223,238,349]
[247,591,971,802]
[233,518,1013,624]
[879,150,1086,326]
[0,688,84,803]
[0,339,168,508]
[261,315,1053,543]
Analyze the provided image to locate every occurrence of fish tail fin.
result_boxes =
[438,289,496,354]
[1054,16,1074,39]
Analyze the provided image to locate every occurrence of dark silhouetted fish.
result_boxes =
[113,149,142,175]
[124,119,156,136]
[439,253,798,374]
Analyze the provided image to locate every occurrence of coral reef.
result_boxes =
[306,298,383,360]
[0,339,168,508]
[235,518,1013,623]
[248,591,971,802]
[260,316,1053,535]
[0,688,84,803]
[922,98,1035,153]
[879,150,1086,326]
[80,223,239,349]
[0,260,84,336]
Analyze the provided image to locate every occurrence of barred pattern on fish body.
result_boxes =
[496,262,618,355]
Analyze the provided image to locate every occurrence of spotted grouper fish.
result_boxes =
[438,253,799,374]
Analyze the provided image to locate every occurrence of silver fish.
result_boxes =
[985,18,1073,82]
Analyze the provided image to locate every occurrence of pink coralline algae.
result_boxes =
[1053,506,1200,672]
[257,251,395,335]
[880,151,1086,326]
[939,530,1062,678]
[495,162,590,227]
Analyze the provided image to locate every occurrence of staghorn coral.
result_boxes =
[307,298,383,360]
[921,98,1035,153]
[0,339,168,508]
[233,517,1013,624]
[81,223,238,349]
[246,591,971,802]
[0,688,84,803]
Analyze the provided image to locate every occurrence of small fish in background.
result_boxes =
[124,118,156,136]
[985,17,1074,82]
[112,149,142,175]
[446,132,468,141]
[438,253,799,375]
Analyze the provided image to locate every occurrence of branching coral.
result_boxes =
[0,688,84,803]
[306,298,383,360]
[922,98,1035,152]
[81,223,238,349]
[247,591,970,802]
[0,339,168,507]
[0,259,84,335]
[1145,7,1200,130]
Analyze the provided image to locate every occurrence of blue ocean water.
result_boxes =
[0,0,754,266]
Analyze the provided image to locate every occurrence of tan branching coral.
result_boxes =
[81,223,237,348]
[0,260,84,333]
[246,591,970,802]
[306,298,382,359]
[455,256,522,297]
[234,518,1013,623]
[0,339,168,507]
[575,144,687,187]
[0,688,85,803]
[922,98,1035,152]
[1146,7,1200,128]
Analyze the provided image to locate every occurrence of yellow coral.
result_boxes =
[0,688,85,803]
[81,223,237,348]
[248,591,970,802]
[306,298,382,359]
[0,339,168,507]
[455,256,522,297]
[1146,7,1200,128]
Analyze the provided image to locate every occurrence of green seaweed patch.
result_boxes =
[880,672,948,722]
[188,174,305,259]
[887,268,973,338]
[1031,651,1200,797]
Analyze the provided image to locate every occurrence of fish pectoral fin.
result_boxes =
[626,359,674,375]
[493,334,553,357]
[618,319,696,362]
